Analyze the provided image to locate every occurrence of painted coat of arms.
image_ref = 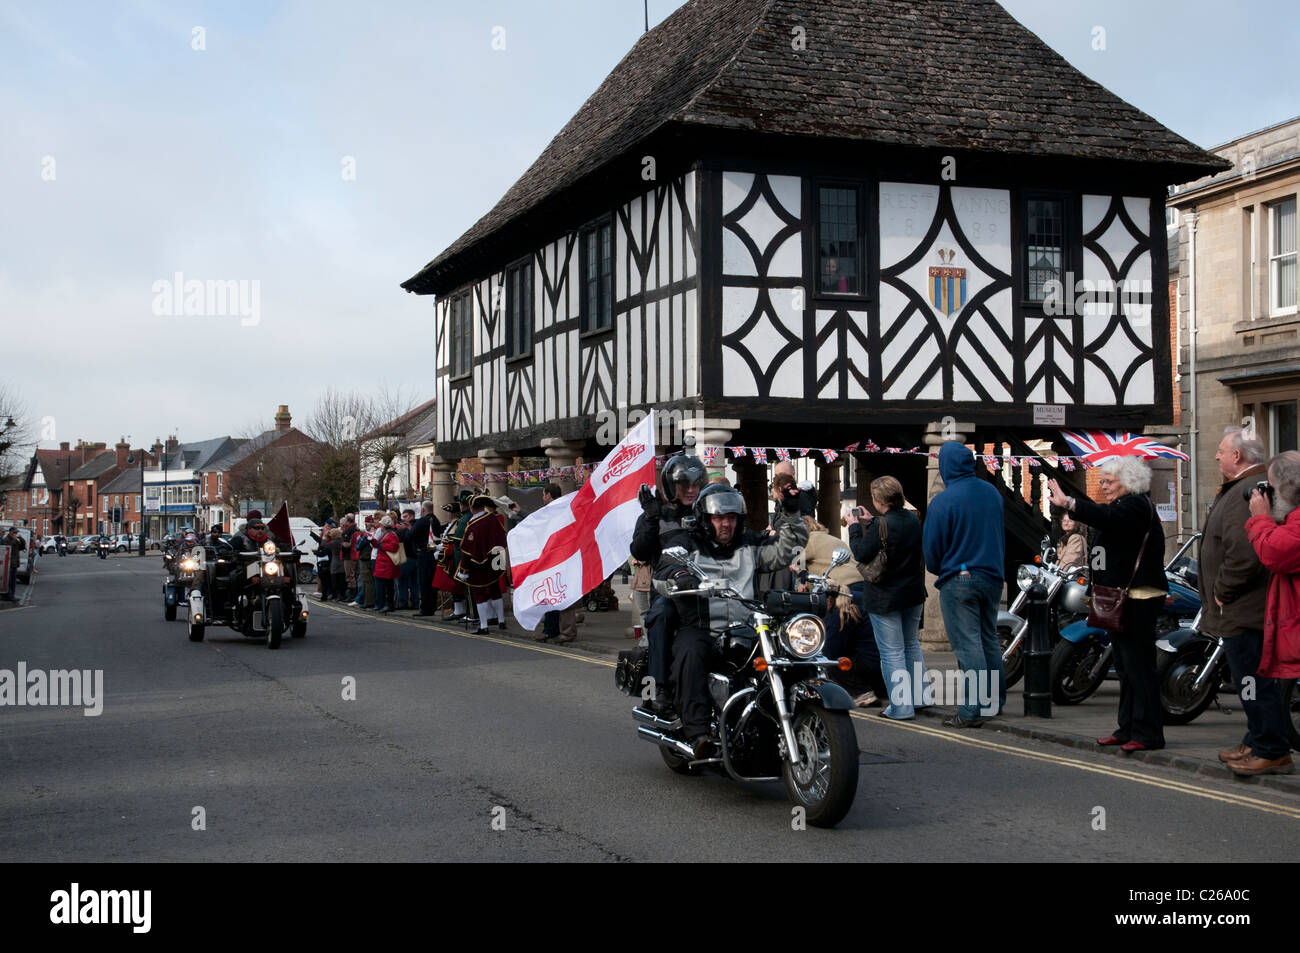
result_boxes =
[928,248,967,316]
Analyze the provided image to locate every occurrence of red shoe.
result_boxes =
[1096,736,1124,746]
[1120,741,1162,752]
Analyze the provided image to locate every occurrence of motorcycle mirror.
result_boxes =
[662,547,689,564]
[829,548,852,570]
[1040,535,1051,551]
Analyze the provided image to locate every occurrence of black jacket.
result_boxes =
[1070,492,1167,592]
[409,514,443,556]
[848,509,926,613]
[630,502,694,567]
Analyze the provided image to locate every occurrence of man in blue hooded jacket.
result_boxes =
[922,442,1006,726]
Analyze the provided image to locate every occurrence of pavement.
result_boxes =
[325,574,1300,796]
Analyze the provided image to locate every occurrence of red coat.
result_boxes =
[374,530,402,579]
[1245,510,1300,678]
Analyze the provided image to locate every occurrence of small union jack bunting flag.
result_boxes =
[702,446,719,465]
[775,448,791,462]
[731,447,747,459]
[821,448,839,463]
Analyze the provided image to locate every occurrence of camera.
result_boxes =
[1241,480,1275,504]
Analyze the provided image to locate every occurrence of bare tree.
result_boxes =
[303,389,374,520]
[0,381,37,481]
[360,386,416,512]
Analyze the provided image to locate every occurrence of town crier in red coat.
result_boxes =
[456,495,509,634]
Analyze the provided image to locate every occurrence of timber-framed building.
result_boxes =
[403,0,1227,560]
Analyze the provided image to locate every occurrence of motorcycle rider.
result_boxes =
[230,510,288,554]
[655,482,808,758]
[631,454,708,713]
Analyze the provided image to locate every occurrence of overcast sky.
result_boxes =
[2,0,1295,451]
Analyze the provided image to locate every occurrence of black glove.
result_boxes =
[781,484,802,514]
[672,570,697,590]
[638,484,660,517]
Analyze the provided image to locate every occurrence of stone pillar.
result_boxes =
[677,417,740,477]
[854,455,876,515]
[540,438,586,494]
[732,456,769,533]
[477,450,513,497]
[815,458,844,537]
[429,456,460,515]
[920,421,975,651]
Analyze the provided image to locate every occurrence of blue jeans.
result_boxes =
[869,604,926,719]
[938,573,1006,719]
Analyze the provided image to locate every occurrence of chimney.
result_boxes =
[151,439,163,456]
[275,405,292,432]
[115,437,130,470]
[165,435,179,454]
[59,442,70,451]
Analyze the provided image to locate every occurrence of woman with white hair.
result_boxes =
[1048,456,1167,751]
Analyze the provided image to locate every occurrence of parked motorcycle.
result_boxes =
[186,537,308,649]
[1049,534,1202,706]
[999,535,1090,687]
[620,546,859,828]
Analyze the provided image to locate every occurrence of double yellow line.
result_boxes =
[854,710,1300,820]
[318,600,1300,820]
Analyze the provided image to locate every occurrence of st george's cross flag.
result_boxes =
[1060,430,1190,465]
[510,412,657,631]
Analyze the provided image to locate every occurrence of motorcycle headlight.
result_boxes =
[779,613,826,659]
[180,558,197,572]
[264,561,281,576]
[262,541,277,556]
[1016,564,1041,591]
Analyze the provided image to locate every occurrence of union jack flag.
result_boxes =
[702,446,719,465]
[1061,458,1076,472]
[796,447,810,457]
[775,448,791,462]
[983,454,999,474]
[751,448,767,461]
[845,441,861,452]
[821,448,839,464]
[862,440,881,453]
[1060,430,1190,464]
[731,447,747,459]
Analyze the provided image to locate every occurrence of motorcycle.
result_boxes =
[163,548,202,622]
[1049,534,1202,706]
[186,537,308,649]
[619,546,860,828]
[999,535,1090,687]
[96,537,111,560]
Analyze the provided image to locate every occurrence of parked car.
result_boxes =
[40,535,68,554]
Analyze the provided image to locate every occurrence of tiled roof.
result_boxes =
[100,469,142,494]
[69,451,119,480]
[403,0,1228,295]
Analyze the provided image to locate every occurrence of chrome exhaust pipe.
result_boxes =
[636,725,697,761]
[632,706,681,731]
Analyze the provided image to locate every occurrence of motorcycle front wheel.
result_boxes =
[999,625,1024,688]
[188,619,204,642]
[1283,680,1300,751]
[164,602,177,622]
[267,599,284,650]
[1050,638,1109,705]
[1158,645,1221,725]
[782,706,859,828]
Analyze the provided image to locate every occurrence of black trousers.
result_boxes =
[416,551,436,614]
[671,624,714,738]
[644,595,679,694]
[1223,628,1291,759]
[1110,596,1165,747]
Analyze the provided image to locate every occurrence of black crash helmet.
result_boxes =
[660,454,708,505]
[693,485,747,546]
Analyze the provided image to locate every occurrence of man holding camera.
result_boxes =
[1240,449,1300,776]
[1202,430,1290,775]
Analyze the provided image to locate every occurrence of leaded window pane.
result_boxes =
[818,187,859,294]
[1027,199,1064,302]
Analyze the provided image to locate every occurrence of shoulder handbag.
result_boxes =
[389,533,407,566]
[1086,499,1154,634]
[857,516,889,584]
